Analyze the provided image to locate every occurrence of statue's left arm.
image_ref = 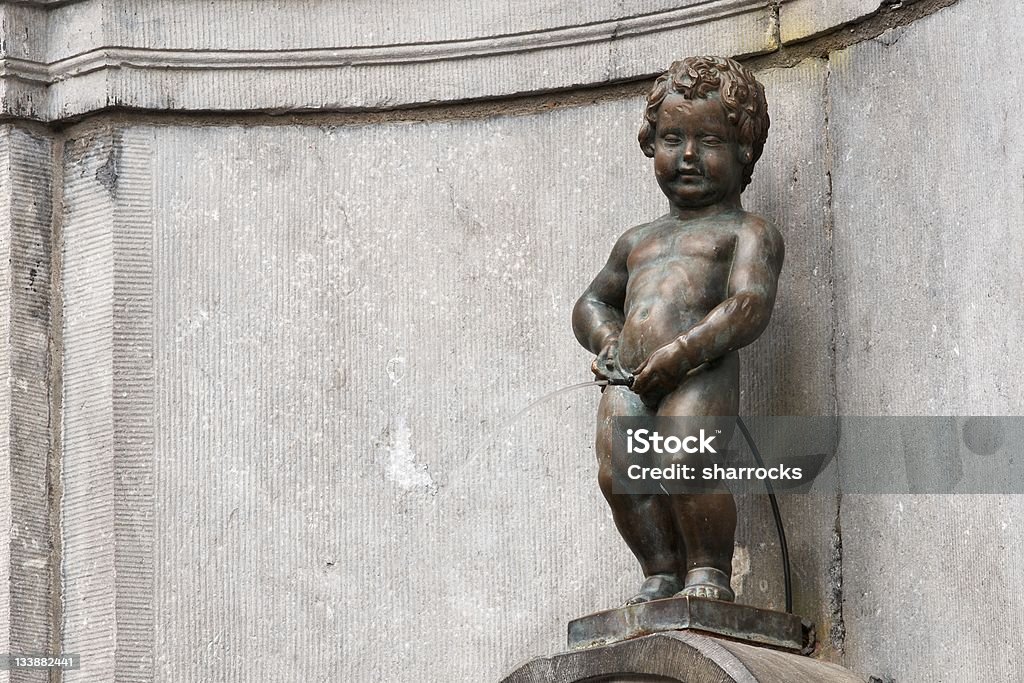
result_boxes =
[631,217,784,396]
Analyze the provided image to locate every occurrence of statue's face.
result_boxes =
[653,93,746,209]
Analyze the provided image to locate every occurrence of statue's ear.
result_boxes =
[638,122,657,158]
[738,144,753,164]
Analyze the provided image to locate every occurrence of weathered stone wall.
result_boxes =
[0,0,1020,681]
[829,1,1024,680]
[53,60,833,679]
[0,125,54,683]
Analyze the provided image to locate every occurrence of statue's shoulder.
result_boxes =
[738,211,783,243]
[736,211,784,266]
[736,211,776,233]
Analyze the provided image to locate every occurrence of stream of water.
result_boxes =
[459,380,608,471]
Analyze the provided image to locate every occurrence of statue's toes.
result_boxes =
[677,583,735,602]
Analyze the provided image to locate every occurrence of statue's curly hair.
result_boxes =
[639,56,769,190]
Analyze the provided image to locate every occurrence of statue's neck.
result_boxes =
[668,196,743,220]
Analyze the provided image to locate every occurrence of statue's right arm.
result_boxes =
[572,233,631,355]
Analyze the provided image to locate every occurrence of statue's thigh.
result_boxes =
[595,386,651,464]
[658,353,739,418]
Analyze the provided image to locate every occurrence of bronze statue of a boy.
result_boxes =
[572,56,782,604]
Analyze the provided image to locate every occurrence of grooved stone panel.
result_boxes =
[61,130,155,682]
[0,128,9,683]
[0,126,53,683]
[742,62,834,421]
[62,132,118,681]
[828,0,1024,680]
[0,5,49,62]
[739,59,840,655]
[144,108,659,683]
[111,132,155,681]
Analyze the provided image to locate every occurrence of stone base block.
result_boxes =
[568,596,806,652]
[503,631,866,682]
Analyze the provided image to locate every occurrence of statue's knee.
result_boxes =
[597,467,617,496]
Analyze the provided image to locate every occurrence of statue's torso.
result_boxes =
[618,215,743,371]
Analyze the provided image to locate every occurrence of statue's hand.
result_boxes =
[591,337,630,385]
[631,339,688,402]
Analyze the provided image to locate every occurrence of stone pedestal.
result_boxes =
[504,598,865,682]
[503,630,865,683]
[568,596,806,652]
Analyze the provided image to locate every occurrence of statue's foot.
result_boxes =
[624,573,683,605]
[677,567,735,602]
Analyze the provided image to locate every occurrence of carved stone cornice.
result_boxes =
[0,0,884,121]
[0,0,784,121]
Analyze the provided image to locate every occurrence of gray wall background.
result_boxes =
[0,0,1020,681]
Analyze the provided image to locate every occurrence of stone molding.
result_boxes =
[780,0,881,43]
[0,0,875,121]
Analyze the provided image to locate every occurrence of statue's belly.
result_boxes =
[618,298,702,372]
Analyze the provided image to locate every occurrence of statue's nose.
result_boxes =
[681,139,698,162]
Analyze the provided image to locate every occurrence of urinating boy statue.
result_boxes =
[572,56,783,604]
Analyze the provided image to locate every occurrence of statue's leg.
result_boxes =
[657,353,739,602]
[596,386,684,604]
